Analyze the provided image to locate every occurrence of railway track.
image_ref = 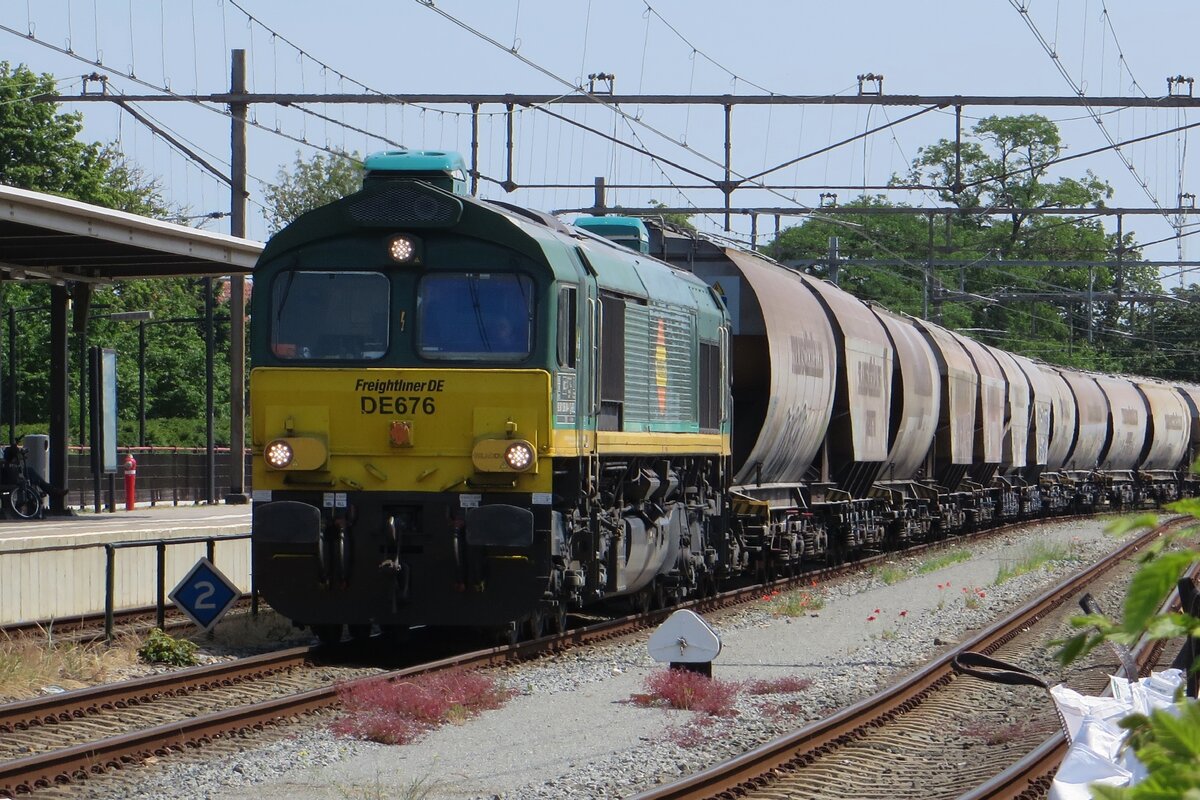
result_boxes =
[0,596,256,645]
[629,516,1194,800]
[0,513,1159,797]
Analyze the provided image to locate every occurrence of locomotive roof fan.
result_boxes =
[574,215,651,254]
[363,149,469,196]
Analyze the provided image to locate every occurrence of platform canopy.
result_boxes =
[0,183,261,282]
[0,182,264,515]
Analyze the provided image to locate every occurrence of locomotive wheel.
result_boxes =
[313,624,343,646]
[348,624,372,641]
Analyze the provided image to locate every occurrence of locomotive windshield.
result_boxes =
[270,270,390,360]
[417,272,534,360]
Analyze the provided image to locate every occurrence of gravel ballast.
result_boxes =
[76,517,1152,800]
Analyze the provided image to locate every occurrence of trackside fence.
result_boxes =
[0,532,251,629]
[63,447,253,510]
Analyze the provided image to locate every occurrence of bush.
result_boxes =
[632,668,740,716]
[137,628,198,666]
[332,671,512,745]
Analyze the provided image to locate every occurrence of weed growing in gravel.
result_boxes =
[338,772,440,800]
[207,610,310,651]
[0,629,141,700]
[994,541,1077,585]
[666,716,716,747]
[744,676,813,694]
[961,586,987,610]
[769,585,826,617]
[138,628,198,666]
[333,671,512,745]
[960,718,1054,745]
[916,550,972,574]
[870,564,907,584]
[631,668,741,716]
[759,700,808,721]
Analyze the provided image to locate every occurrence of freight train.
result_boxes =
[249,149,1200,644]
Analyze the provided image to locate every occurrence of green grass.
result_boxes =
[994,541,1079,584]
[870,564,908,585]
[916,550,972,574]
[770,588,826,616]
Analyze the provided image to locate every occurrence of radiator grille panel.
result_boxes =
[345,185,462,227]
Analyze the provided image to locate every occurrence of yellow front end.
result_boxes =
[250,367,557,630]
[251,368,553,495]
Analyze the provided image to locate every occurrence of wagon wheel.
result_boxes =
[525,607,546,640]
[548,603,568,634]
[494,621,520,647]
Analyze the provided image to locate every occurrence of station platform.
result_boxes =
[0,504,252,627]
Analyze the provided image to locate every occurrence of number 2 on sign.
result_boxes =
[194,581,216,610]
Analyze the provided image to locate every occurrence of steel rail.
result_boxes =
[955,562,1195,800]
[0,513,1142,796]
[0,644,317,734]
[630,516,1191,800]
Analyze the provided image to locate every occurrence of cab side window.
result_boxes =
[557,286,577,368]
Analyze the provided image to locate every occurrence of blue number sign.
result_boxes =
[169,557,240,631]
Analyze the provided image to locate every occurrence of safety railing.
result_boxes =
[62,448,252,510]
[2,532,252,638]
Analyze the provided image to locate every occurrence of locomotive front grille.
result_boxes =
[345,184,461,227]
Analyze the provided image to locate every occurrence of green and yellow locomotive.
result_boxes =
[251,151,730,643]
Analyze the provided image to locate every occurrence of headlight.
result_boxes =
[264,439,294,469]
[388,234,416,263]
[503,441,535,471]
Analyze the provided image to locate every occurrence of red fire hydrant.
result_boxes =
[123,453,137,510]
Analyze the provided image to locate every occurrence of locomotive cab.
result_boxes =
[250,153,729,644]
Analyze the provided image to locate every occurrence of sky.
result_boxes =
[3,1,1200,285]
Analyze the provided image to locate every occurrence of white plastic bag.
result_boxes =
[1047,668,1184,800]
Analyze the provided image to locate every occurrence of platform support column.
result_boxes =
[48,284,71,515]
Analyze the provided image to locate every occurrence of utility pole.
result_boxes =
[1086,265,1095,345]
[924,213,933,320]
[226,48,249,504]
[828,236,840,286]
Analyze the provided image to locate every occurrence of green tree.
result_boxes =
[767,196,934,319]
[0,63,169,214]
[768,115,1166,376]
[262,150,362,234]
[640,199,696,232]
[0,62,221,444]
